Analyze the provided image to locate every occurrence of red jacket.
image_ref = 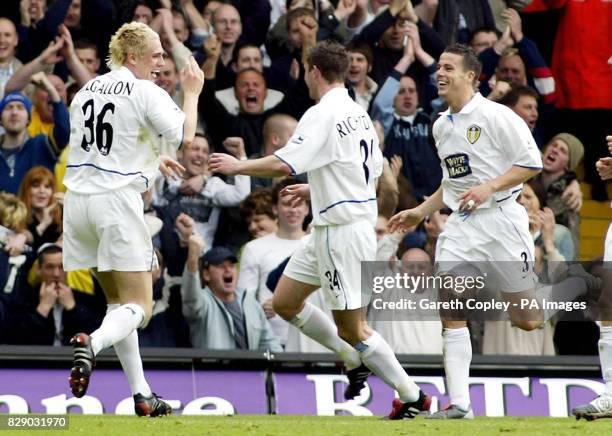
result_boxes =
[524,0,612,109]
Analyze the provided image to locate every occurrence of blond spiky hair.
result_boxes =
[107,22,158,70]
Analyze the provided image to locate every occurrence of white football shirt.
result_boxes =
[275,87,382,226]
[64,67,185,194]
[433,93,542,211]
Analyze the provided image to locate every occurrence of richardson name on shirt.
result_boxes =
[84,80,134,96]
[335,115,372,138]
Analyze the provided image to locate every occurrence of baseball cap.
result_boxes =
[0,92,33,120]
[201,246,238,267]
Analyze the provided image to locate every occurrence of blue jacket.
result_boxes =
[0,101,69,194]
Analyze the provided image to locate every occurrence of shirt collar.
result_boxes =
[393,113,416,124]
[320,86,348,103]
[440,92,485,116]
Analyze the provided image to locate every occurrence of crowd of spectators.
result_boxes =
[0,0,609,357]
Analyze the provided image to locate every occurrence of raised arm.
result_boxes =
[179,56,205,149]
[5,38,64,94]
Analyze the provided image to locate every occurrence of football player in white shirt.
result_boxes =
[62,22,204,416]
[389,44,545,419]
[573,136,612,420]
[210,36,431,419]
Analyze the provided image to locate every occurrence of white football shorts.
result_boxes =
[63,188,156,272]
[283,220,376,311]
[435,202,538,293]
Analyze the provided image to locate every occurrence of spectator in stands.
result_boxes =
[0,192,29,296]
[498,84,539,133]
[132,2,154,25]
[478,9,555,105]
[346,41,378,111]
[239,189,278,240]
[0,92,69,194]
[370,40,440,205]
[155,135,250,276]
[15,0,69,63]
[211,4,243,90]
[353,0,444,105]
[155,54,181,106]
[238,178,309,345]
[468,26,499,55]
[524,0,611,200]
[0,18,22,100]
[250,114,298,189]
[17,166,63,255]
[6,24,92,96]
[215,44,285,116]
[9,243,102,346]
[531,134,584,250]
[182,235,282,351]
[200,28,312,157]
[368,248,443,354]
[74,39,100,76]
[416,0,496,45]
[63,0,116,65]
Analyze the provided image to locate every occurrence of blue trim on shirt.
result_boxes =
[319,198,376,215]
[273,153,297,176]
[513,164,543,170]
[496,188,523,203]
[66,163,149,188]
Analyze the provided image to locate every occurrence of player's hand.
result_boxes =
[159,155,185,180]
[56,282,75,310]
[561,179,583,212]
[458,183,494,212]
[180,56,205,96]
[388,207,425,233]
[187,232,206,256]
[223,137,247,159]
[208,153,241,176]
[179,174,205,195]
[596,156,612,180]
[262,298,276,319]
[280,183,310,207]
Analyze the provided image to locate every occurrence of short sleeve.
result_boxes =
[274,106,335,175]
[495,106,542,169]
[143,83,186,149]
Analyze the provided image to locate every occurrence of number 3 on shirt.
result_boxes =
[80,98,115,156]
[360,138,374,184]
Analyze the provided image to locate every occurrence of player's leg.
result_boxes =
[332,308,430,419]
[273,275,363,378]
[573,259,612,420]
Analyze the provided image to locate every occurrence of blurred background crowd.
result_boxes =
[0,0,610,357]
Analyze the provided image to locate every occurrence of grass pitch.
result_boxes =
[6,415,612,436]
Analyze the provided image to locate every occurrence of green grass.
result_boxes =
[5,415,612,436]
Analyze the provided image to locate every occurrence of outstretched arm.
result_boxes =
[209,154,292,179]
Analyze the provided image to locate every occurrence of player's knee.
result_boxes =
[272,297,295,321]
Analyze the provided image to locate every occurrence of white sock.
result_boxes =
[101,304,152,397]
[356,331,420,403]
[443,327,472,410]
[536,277,587,321]
[290,303,361,369]
[90,303,145,356]
[114,330,152,397]
[600,326,612,397]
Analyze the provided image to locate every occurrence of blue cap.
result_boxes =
[202,246,238,267]
[0,92,32,120]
